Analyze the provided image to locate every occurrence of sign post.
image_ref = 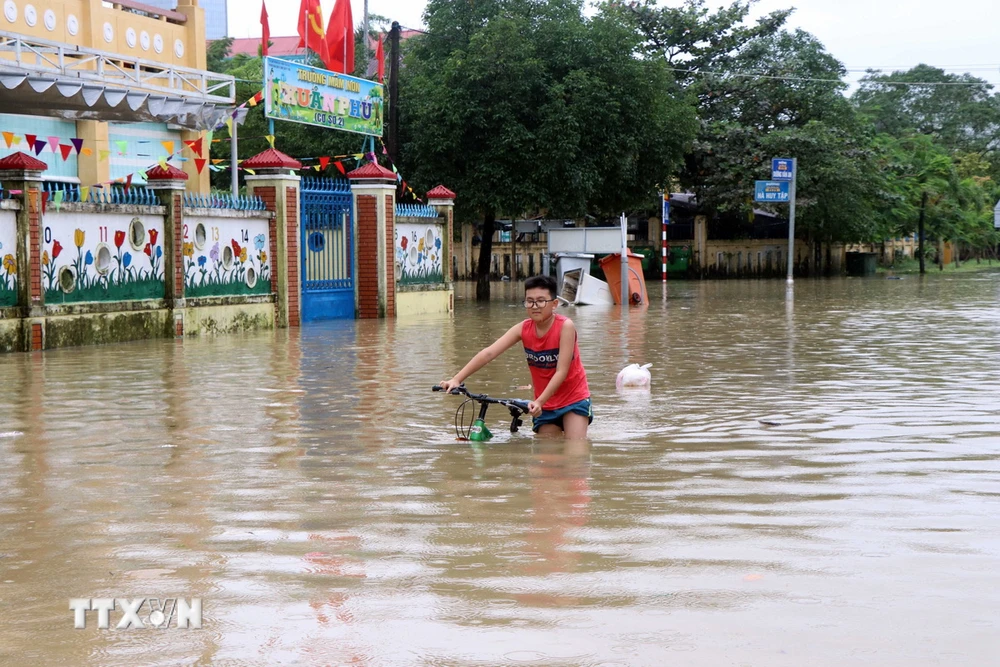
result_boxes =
[770,158,797,283]
[756,158,797,283]
[620,212,629,307]
[661,192,670,283]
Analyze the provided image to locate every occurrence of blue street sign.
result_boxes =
[662,193,670,224]
[772,158,795,181]
[755,180,790,202]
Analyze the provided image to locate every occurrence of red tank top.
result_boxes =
[521,314,590,410]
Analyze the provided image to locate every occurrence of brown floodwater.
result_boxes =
[1,274,999,666]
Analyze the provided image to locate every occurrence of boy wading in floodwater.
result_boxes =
[439,275,592,438]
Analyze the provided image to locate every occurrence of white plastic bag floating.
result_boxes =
[616,363,652,391]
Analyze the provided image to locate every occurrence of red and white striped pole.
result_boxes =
[661,192,669,283]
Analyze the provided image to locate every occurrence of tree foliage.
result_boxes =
[400,0,696,298]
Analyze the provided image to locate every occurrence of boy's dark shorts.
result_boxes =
[531,398,593,433]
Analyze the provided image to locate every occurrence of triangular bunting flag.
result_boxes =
[48,136,60,152]
[158,157,168,170]
[161,141,175,155]
[335,161,346,175]
[1,131,12,148]
[266,135,275,149]
[245,168,256,175]
[25,134,36,148]
[59,144,73,161]
[99,149,110,161]
[33,140,46,155]
[53,190,64,211]
[314,165,321,171]
[81,148,92,157]
[115,140,128,155]
[206,131,214,145]
[224,118,233,138]
[80,186,90,203]
[184,138,204,156]
[41,191,49,215]
[71,138,84,154]
[195,158,207,174]
[319,156,330,170]
[11,136,21,146]
[124,174,132,194]
[211,159,224,165]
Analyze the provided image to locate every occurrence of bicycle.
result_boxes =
[432,384,531,442]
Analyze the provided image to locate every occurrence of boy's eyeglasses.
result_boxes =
[523,298,555,308]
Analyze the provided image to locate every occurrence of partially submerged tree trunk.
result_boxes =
[918,191,927,274]
[476,209,496,302]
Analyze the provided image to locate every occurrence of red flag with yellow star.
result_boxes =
[296,0,329,68]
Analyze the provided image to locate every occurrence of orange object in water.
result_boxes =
[598,250,647,305]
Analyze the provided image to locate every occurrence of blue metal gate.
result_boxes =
[300,177,355,321]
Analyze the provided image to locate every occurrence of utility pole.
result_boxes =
[363,0,369,72]
[387,21,401,168]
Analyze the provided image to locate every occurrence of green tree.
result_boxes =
[620,1,890,264]
[853,65,1000,156]
[879,134,959,273]
[401,0,695,299]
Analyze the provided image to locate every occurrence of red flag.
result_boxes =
[319,156,330,171]
[297,0,330,68]
[59,144,73,161]
[375,35,385,83]
[184,138,204,156]
[335,161,346,175]
[195,158,207,174]
[326,0,354,74]
[260,1,270,57]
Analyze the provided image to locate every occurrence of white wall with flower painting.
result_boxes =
[395,221,445,285]
[182,215,271,297]
[42,211,165,304]
[0,209,16,307]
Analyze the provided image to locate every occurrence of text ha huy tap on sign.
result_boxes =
[754,180,790,202]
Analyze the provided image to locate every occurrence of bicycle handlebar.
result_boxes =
[432,384,530,413]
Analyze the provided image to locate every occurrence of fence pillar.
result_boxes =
[0,152,48,351]
[145,165,189,337]
[694,214,708,277]
[427,185,456,285]
[244,149,303,328]
[348,163,397,319]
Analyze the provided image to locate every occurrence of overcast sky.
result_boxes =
[234,1,1000,88]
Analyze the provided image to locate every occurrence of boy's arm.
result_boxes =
[529,319,578,411]
[440,322,523,391]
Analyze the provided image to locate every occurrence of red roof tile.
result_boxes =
[426,185,456,199]
[145,163,189,180]
[242,148,302,170]
[0,151,48,171]
[346,162,397,180]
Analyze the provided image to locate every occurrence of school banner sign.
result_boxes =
[264,57,384,137]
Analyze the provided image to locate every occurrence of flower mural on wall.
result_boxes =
[183,222,271,298]
[396,223,445,285]
[43,217,165,304]
[0,240,15,307]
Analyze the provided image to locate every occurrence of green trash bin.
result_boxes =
[845,252,877,276]
[666,245,691,274]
